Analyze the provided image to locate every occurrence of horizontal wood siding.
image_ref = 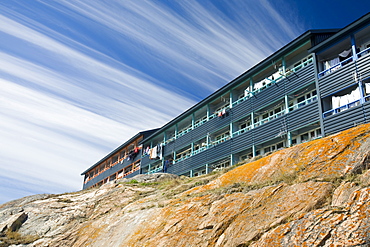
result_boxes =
[163,141,175,156]
[231,130,254,153]
[232,98,252,120]
[323,105,365,135]
[253,118,285,146]
[284,64,315,94]
[206,140,232,164]
[140,156,160,168]
[362,101,370,121]
[125,170,140,179]
[173,131,194,148]
[356,54,370,80]
[318,62,357,97]
[252,83,284,111]
[287,102,320,131]
[167,158,193,175]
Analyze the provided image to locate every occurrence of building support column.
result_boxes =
[351,34,358,61]
[207,104,210,120]
[284,95,292,146]
[175,124,178,139]
[192,113,195,129]
[312,53,326,137]
[229,90,233,108]
[230,154,234,166]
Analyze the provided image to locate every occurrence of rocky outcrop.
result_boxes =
[1,123,370,247]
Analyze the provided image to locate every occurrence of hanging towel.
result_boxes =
[150,147,157,159]
[339,49,352,58]
[332,95,340,108]
[366,83,370,94]
[352,87,361,101]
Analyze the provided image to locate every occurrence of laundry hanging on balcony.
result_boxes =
[365,83,370,94]
[331,87,361,109]
[339,49,352,59]
[149,143,164,160]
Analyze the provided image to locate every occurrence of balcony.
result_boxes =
[323,99,361,118]
[318,47,370,79]
[318,56,353,78]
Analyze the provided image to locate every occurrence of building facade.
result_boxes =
[81,129,158,189]
[82,13,370,189]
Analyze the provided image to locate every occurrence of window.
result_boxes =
[212,160,230,169]
[194,169,206,177]
[301,133,309,142]
[274,107,282,114]
[215,131,230,143]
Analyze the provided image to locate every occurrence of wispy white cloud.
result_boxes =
[0,0,303,204]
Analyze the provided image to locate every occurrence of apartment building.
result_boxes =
[81,129,158,189]
[82,13,370,189]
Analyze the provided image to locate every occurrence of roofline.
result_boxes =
[309,12,370,53]
[81,128,159,175]
[142,29,337,142]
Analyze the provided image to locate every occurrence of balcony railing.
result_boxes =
[288,95,317,111]
[231,95,317,138]
[318,56,353,78]
[160,57,314,147]
[358,47,370,58]
[254,109,286,128]
[147,166,163,174]
[323,99,361,118]
[318,48,370,79]
[232,57,313,108]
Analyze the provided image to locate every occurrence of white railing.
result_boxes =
[323,99,361,118]
[288,95,317,111]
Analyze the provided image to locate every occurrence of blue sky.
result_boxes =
[0,0,369,204]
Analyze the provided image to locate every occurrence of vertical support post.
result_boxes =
[230,154,234,166]
[175,124,178,138]
[312,53,326,137]
[284,95,292,146]
[284,95,290,114]
[351,34,358,61]
[251,112,255,129]
[229,90,233,108]
[207,104,210,120]
[190,170,193,178]
[192,113,195,129]
[230,122,234,138]
[206,164,209,174]
[252,145,256,157]
[250,77,254,93]
[282,56,286,75]
[359,79,365,104]
[161,134,165,168]
[287,132,292,147]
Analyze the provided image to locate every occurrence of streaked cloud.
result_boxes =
[0,0,302,203]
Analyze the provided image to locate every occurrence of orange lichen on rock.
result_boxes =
[122,181,333,247]
[3,124,370,247]
[189,123,370,194]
